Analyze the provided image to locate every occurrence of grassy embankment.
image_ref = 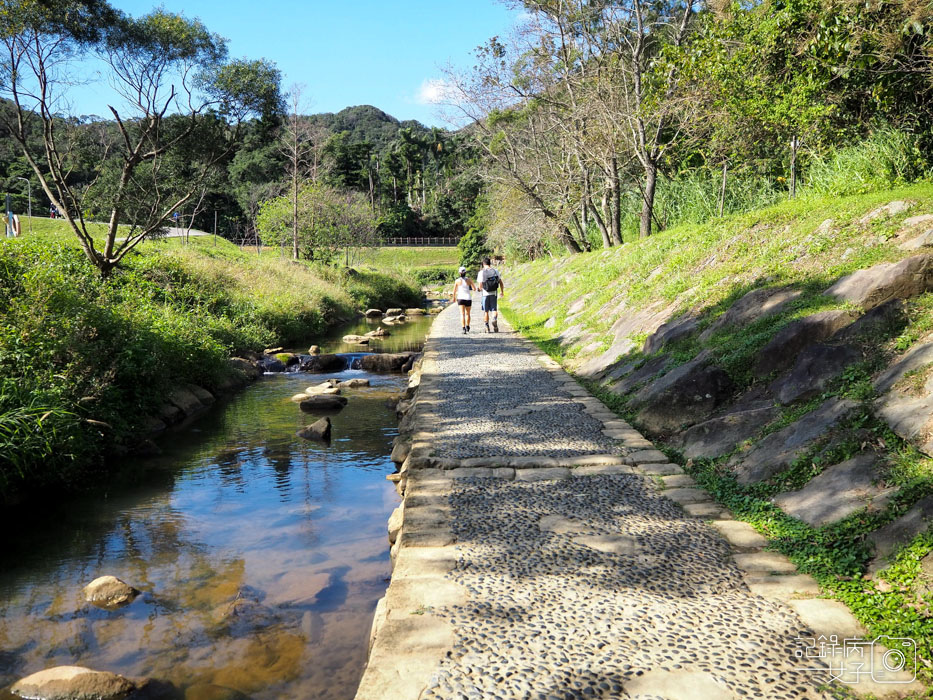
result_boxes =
[0,224,421,501]
[357,246,460,286]
[502,182,933,676]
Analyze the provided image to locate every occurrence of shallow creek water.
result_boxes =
[0,315,434,700]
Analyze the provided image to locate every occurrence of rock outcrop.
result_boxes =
[826,254,933,310]
[632,353,735,434]
[728,398,857,485]
[773,454,893,526]
[753,310,856,376]
[11,666,137,700]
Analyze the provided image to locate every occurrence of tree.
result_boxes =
[0,1,281,273]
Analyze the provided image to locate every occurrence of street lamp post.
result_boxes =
[14,177,31,234]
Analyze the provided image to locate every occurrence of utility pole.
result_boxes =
[15,177,31,233]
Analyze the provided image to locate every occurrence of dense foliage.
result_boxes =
[442,0,933,258]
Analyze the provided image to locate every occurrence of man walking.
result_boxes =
[476,257,504,332]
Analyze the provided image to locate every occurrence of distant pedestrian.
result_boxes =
[476,257,504,332]
[452,265,477,334]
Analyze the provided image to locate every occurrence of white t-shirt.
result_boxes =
[477,267,501,297]
[455,276,473,301]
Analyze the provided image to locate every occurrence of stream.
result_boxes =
[0,314,435,700]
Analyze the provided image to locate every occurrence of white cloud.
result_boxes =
[416,78,456,105]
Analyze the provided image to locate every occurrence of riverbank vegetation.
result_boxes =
[0,235,419,501]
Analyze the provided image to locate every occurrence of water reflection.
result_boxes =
[0,318,422,699]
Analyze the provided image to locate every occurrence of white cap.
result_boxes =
[459,266,466,273]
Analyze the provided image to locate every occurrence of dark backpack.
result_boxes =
[482,269,500,293]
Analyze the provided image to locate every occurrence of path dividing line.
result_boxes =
[356,305,920,700]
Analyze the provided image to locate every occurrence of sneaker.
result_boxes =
[492,319,499,332]
[466,325,470,332]
[485,322,490,333]
[462,326,467,334]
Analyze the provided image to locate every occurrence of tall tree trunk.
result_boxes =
[558,224,583,253]
[588,197,611,248]
[719,160,728,217]
[609,157,622,245]
[292,173,299,260]
[639,161,657,239]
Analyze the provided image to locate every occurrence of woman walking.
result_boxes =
[452,266,477,334]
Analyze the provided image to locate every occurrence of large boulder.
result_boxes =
[825,254,933,310]
[297,417,331,442]
[385,308,403,316]
[405,308,426,315]
[359,353,417,373]
[299,395,348,413]
[365,328,390,337]
[364,309,383,318]
[753,310,855,376]
[299,354,347,373]
[185,384,215,406]
[342,335,370,345]
[167,387,205,416]
[673,405,780,460]
[770,343,862,405]
[228,357,260,379]
[83,575,140,609]
[773,454,893,527]
[642,315,698,354]
[699,286,802,342]
[632,353,736,434]
[258,356,286,373]
[728,397,857,485]
[11,666,137,700]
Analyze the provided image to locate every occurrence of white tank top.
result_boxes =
[456,277,472,301]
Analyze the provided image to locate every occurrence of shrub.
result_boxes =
[805,126,931,196]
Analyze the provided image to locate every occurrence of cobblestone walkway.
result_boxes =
[357,306,873,700]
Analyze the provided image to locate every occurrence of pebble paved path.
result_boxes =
[358,305,865,700]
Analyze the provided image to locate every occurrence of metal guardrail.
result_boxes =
[382,237,460,247]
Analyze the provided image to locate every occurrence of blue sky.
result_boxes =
[72,0,522,127]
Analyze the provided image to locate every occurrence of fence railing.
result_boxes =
[381,237,459,247]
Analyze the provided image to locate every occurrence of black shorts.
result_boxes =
[482,295,498,312]
[457,299,472,307]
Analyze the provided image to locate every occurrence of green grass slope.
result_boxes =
[504,183,933,683]
[0,233,421,500]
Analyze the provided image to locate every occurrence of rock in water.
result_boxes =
[359,353,417,373]
[342,335,370,344]
[338,378,370,388]
[299,395,348,413]
[83,575,140,609]
[11,666,136,700]
[308,345,321,355]
[364,308,383,318]
[299,354,346,372]
[297,417,331,442]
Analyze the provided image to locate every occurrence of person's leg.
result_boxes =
[459,303,467,331]
[465,304,471,331]
[490,296,499,331]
